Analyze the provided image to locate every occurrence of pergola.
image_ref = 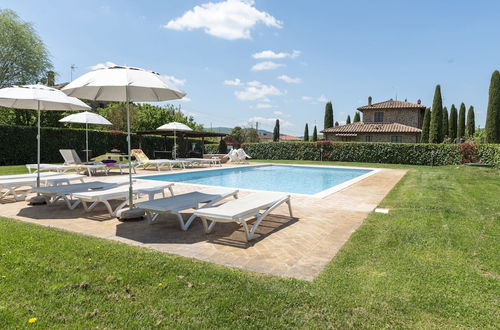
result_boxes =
[135,130,226,158]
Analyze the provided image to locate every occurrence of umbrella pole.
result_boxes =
[173,128,176,159]
[36,101,41,191]
[127,101,133,209]
[86,122,89,162]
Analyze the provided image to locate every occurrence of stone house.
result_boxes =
[321,97,426,143]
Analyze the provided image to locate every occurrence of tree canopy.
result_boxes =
[312,125,318,141]
[353,112,361,122]
[449,104,458,141]
[273,119,280,142]
[457,103,466,139]
[485,70,500,143]
[466,106,475,138]
[324,102,333,130]
[442,106,449,139]
[420,108,431,143]
[303,123,309,141]
[429,85,443,143]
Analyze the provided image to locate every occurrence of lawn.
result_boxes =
[0,161,498,328]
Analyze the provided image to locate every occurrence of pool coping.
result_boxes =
[137,163,381,199]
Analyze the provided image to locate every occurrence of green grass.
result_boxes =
[0,162,498,328]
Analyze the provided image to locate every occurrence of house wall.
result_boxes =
[325,132,420,143]
[362,108,423,128]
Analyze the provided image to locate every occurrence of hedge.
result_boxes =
[477,144,500,167]
[0,125,203,166]
[240,142,462,166]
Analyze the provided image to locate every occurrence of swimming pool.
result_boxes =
[139,165,376,197]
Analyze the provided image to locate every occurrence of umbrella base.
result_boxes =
[28,195,47,205]
[117,207,145,221]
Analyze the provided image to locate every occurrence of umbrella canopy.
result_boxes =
[157,122,193,159]
[59,111,112,162]
[62,66,186,214]
[0,84,90,191]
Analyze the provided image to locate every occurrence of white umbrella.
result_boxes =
[157,122,193,159]
[59,111,112,162]
[0,84,90,192]
[62,65,186,216]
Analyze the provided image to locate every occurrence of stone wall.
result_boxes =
[362,108,423,128]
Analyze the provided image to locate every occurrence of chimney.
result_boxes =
[368,96,372,106]
[417,99,421,104]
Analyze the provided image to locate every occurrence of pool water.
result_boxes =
[139,165,373,196]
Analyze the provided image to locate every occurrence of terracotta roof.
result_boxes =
[335,133,358,137]
[321,122,422,133]
[357,99,426,111]
[280,135,302,141]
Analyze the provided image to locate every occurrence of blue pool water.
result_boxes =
[140,165,372,196]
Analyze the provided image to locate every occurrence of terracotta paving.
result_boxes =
[0,164,407,280]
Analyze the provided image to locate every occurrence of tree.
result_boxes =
[0,9,52,88]
[346,115,351,124]
[323,101,333,130]
[429,85,443,143]
[457,103,466,139]
[303,123,309,141]
[466,106,475,138]
[334,121,339,127]
[244,128,259,143]
[485,70,500,143]
[420,107,431,143]
[312,125,318,141]
[273,119,280,142]
[448,104,458,140]
[442,106,449,139]
[353,112,361,122]
[230,126,244,147]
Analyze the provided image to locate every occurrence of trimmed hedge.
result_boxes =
[204,144,220,154]
[0,125,197,165]
[477,144,500,167]
[241,142,462,166]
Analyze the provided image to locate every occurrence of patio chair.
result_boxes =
[34,179,128,209]
[236,148,251,163]
[0,173,86,201]
[136,187,239,230]
[131,149,186,171]
[193,192,293,241]
[71,181,175,217]
[26,163,75,174]
[59,149,108,176]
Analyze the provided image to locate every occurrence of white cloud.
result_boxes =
[223,78,242,86]
[273,111,283,115]
[164,0,282,40]
[302,95,329,103]
[252,50,301,59]
[235,81,282,101]
[252,103,276,109]
[246,116,293,127]
[251,61,285,71]
[90,61,117,70]
[177,96,191,102]
[163,75,186,87]
[277,75,301,84]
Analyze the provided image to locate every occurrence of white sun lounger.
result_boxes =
[136,187,239,230]
[0,174,86,201]
[0,171,59,180]
[72,181,175,217]
[26,163,75,174]
[60,149,109,176]
[34,179,128,209]
[194,192,293,241]
[178,158,222,167]
[131,149,186,171]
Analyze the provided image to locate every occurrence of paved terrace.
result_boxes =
[0,163,406,281]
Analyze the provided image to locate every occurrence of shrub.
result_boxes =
[204,144,219,154]
[476,144,500,167]
[241,141,462,166]
[459,142,479,163]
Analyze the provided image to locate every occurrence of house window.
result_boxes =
[374,112,384,123]
[365,135,372,142]
[341,136,351,141]
[391,136,402,143]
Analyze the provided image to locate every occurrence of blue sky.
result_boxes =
[2,0,499,135]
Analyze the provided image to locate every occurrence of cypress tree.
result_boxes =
[466,106,475,138]
[420,107,431,143]
[353,112,361,122]
[335,121,339,127]
[429,85,443,143]
[457,103,466,139]
[346,115,351,124]
[303,123,309,141]
[312,125,318,141]
[485,70,500,143]
[442,106,449,139]
[273,119,280,142]
[324,102,333,130]
[449,104,458,140]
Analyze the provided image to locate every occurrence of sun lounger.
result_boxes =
[26,163,75,174]
[0,173,86,201]
[0,171,59,180]
[136,187,239,230]
[177,158,222,167]
[34,179,128,209]
[72,181,175,217]
[194,192,293,241]
[131,149,186,171]
[59,149,109,176]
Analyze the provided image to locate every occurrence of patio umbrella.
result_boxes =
[62,65,186,217]
[59,111,112,162]
[157,122,193,159]
[0,84,90,195]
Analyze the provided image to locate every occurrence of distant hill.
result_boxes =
[206,127,274,135]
